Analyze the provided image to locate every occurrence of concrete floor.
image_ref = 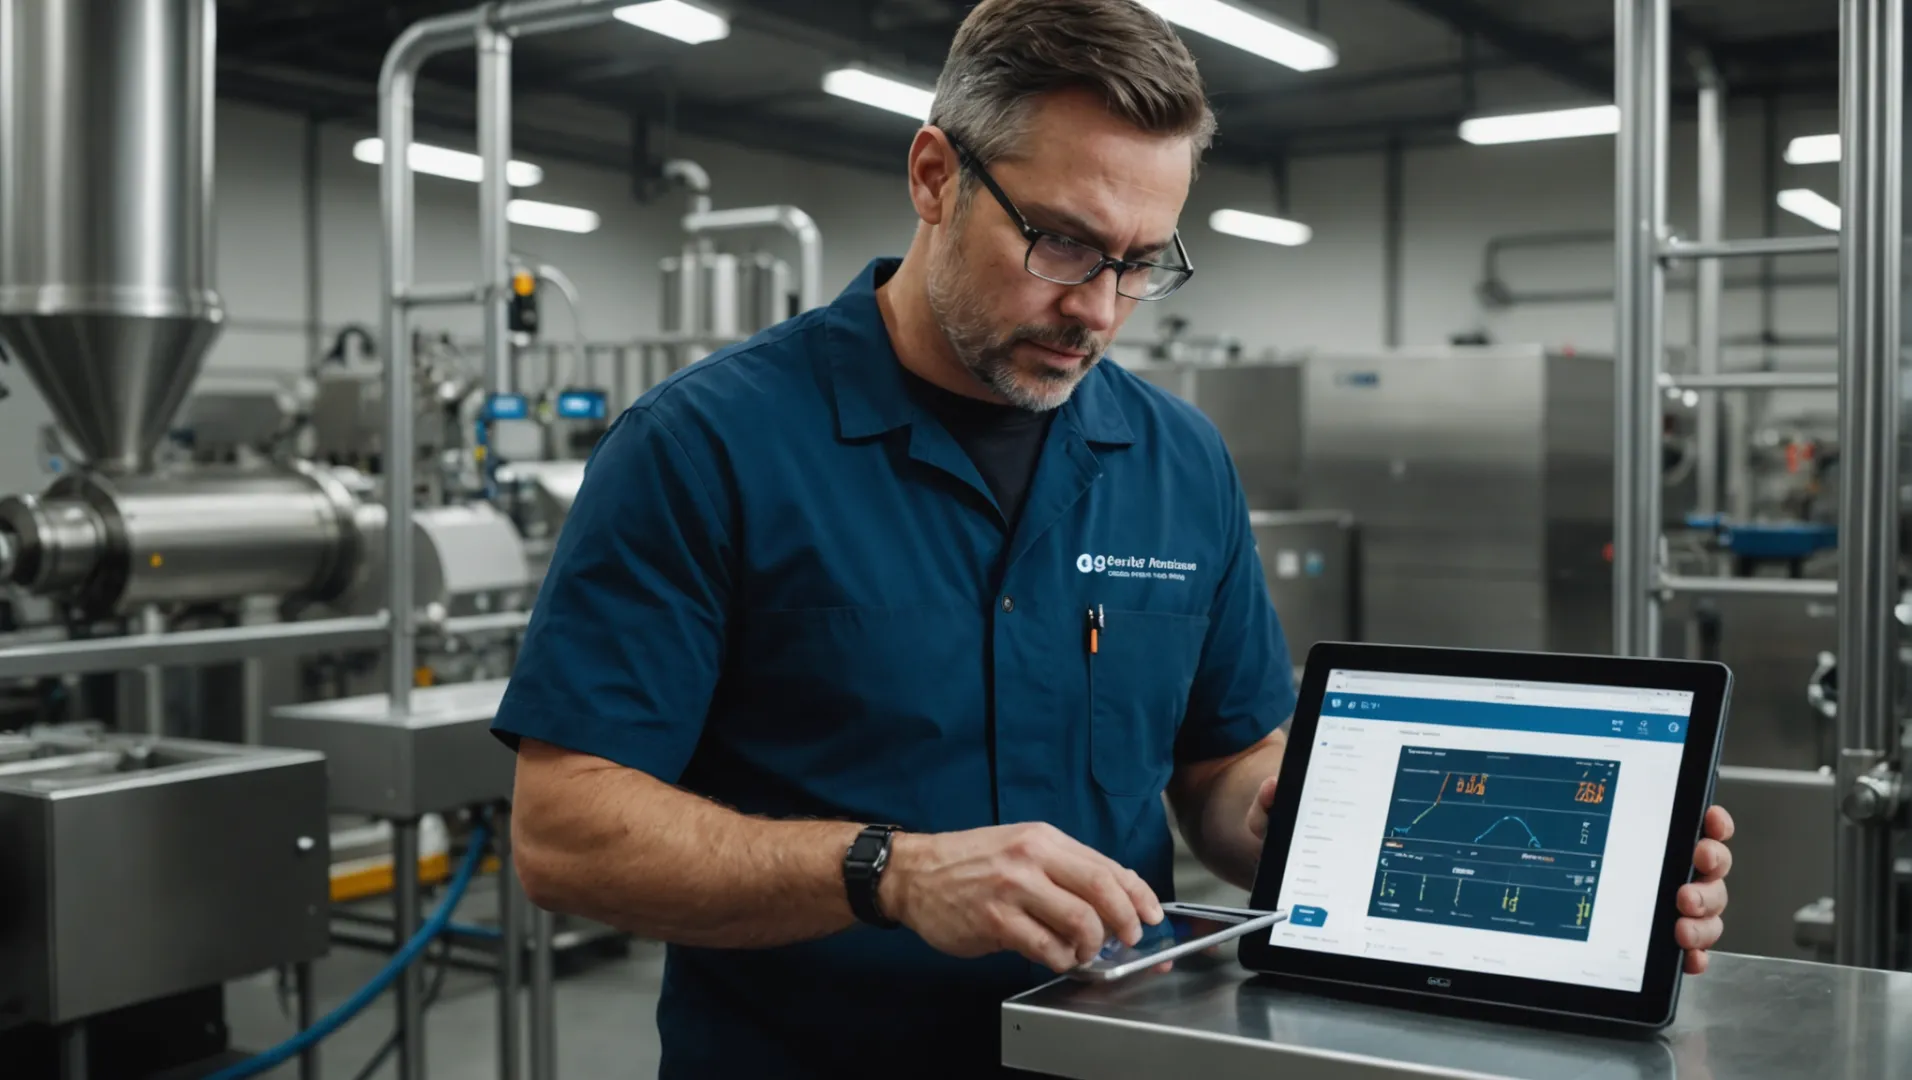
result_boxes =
[224,841,1243,1079]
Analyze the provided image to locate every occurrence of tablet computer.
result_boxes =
[1240,642,1730,1031]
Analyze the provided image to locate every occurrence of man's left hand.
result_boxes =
[1678,805,1734,974]
[1248,783,1737,976]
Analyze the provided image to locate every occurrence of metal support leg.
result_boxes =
[138,605,165,736]
[530,905,557,1080]
[295,960,319,1080]
[58,1020,87,1080]
[393,819,426,1079]
[497,813,524,1080]
[1614,0,1669,657]
[1833,0,1903,971]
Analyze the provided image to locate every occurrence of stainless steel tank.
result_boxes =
[0,465,364,616]
[0,0,222,473]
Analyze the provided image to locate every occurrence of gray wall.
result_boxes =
[0,97,1844,495]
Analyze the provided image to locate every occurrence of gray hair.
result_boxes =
[927,0,1216,181]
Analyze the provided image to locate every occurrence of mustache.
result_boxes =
[1016,323,1103,357]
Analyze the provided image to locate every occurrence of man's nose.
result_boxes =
[1056,265,1121,334]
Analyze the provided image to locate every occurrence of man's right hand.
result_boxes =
[877,822,1163,973]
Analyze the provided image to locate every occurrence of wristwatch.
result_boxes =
[843,824,902,929]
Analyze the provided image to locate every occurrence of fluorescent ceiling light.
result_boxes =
[1777,188,1841,231]
[353,137,543,187]
[1784,133,1841,164]
[1137,0,1337,72]
[822,68,936,121]
[1209,208,1312,247]
[612,1,729,45]
[1458,104,1620,145]
[506,199,601,234]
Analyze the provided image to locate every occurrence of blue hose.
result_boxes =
[205,822,495,1080]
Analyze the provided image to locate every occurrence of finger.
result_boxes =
[1675,915,1723,952]
[1019,874,1116,965]
[1258,775,1279,809]
[1122,866,1165,925]
[1694,838,1733,880]
[1684,949,1710,976]
[1680,879,1729,918]
[1047,856,1146,947]
[999,909,1082,973]
[1038,834,1161,927]
[1705,805,1735,843]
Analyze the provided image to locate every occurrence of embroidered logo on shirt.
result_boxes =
[1075,553,1198,581]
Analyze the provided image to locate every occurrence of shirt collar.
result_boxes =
[826,256,1134,447]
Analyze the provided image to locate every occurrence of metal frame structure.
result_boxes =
[1614,0,1904,970]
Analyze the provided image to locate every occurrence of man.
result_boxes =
[496,1,1735,1075]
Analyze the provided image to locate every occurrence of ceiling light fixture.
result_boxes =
[506,199,602,234]
[1777,188,1841,232]
[1784,134,1841,165]
[822,67,936,121]
[1136,0,1337,72]
[612,1,730,45]
[1458,104,1621,145]
[353,138,543,187]
[1209,208,1313,247]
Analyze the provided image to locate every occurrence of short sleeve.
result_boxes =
[491,405,732,782]
[1174,460,1297,764]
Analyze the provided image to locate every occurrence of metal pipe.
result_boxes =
[380,0,637,714]
[295,960,318,1080]
[1661,236,1843,260]
[664,159,713,217]
[398,283,486,307]
[393,819,425,1080]
[0,614,389,680]
[1658,573,1840,599]
[1662,372,1840,390]
[479,12,513,398]
[684,206,825,312]
[138,605,165,737]
[497,815,524,1080]
[530,904,557,1080]
[1694,57,1726,517]
[437,610,533,637]
[1615,0,1669,658]
[1834,0,1901,971]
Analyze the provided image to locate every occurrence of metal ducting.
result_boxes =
[0,0,222,473]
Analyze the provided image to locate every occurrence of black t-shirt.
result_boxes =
[900,368,1055,529]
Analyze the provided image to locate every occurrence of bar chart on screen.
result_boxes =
[1368,746,1619,941]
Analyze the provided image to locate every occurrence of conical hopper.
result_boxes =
[1,0,221,474]
[0,313,222,473]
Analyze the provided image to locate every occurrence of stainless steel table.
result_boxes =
[1002,951,1912,1079]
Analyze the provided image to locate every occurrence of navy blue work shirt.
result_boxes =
[493,258,1296,1078]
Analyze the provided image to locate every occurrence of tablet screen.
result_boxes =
[1270,668,1693,993]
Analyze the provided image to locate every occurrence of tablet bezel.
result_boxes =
[1240,642,1731,1030]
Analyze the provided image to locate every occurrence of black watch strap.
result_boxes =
[844,824,902,929]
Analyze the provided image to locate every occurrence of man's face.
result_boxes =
[927,89,1193,412]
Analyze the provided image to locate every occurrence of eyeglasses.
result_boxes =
[947,137,1194,302]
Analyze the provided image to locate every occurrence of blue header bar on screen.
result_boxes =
[1320,694,1689,744]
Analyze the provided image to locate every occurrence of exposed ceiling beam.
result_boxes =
[1387,0,1610,97]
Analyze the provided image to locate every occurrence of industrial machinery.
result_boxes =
[1300,347,1614,656]
[0,729,329,1074]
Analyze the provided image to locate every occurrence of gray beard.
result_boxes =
[925,239,1099,413]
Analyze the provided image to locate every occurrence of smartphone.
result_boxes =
[1067,903,1288,983]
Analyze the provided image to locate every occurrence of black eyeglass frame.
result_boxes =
[946,136,1195,302]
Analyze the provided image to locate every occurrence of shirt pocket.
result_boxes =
[1088,609,1210,797]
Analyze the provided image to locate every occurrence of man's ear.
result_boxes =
[906,126,959,226]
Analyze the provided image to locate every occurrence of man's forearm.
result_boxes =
[511,738,861,949]
[1174,730,1288,890]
